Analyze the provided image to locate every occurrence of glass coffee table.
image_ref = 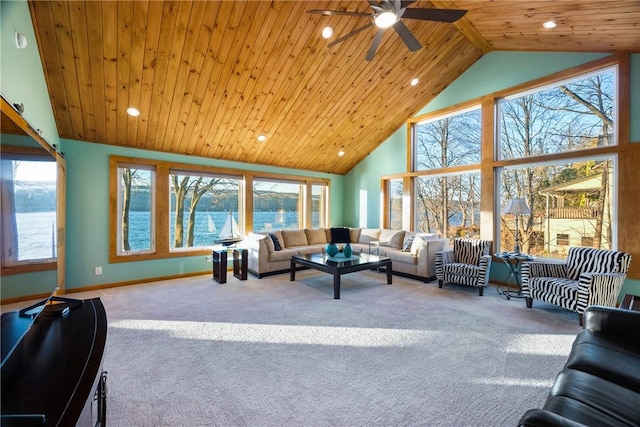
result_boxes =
[290,252,392,299]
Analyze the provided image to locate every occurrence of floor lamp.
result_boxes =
[504,198,531,254]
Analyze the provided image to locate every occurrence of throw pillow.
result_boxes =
[402,231,417,252]
[268,233,282,251]
[330,227,351,244]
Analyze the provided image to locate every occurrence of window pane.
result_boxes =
[253,180,302,232]
[498,156,615,258]
[415,172,480,239]
[118,167,154,254]
[389,179,403,230]
[1,159,57,264]
[169,173,241,249]
[498,67,615,160]
[415,107,481,171]
[311,184,328,228]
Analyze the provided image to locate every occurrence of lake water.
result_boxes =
[17,211,316,254]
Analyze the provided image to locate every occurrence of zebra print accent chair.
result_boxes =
[521,247,632,325]
[435,238,492,296]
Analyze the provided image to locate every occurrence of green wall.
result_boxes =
[61,138,343,290]
[0,0,59,148]
[343,51,640,296]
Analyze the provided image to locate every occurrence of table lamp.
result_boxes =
[504,198,531,254]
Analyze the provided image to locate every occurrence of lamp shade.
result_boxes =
[503,198,531,215]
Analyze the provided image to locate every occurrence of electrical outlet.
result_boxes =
[95,266,102,275]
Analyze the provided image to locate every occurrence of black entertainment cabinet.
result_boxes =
[1,297,108,427]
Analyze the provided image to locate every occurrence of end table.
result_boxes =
[495,252,533,300]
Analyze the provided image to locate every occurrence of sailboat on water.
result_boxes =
[207,214,217,233]
[215,211,242,246]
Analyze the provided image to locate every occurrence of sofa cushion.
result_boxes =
[305,228,328,245]
[268,232,282,251]
[349,228,361,244]
[268,248,298,262]
[565,329,640,393]
[545,369,640,426]
[386,250,417,264]
[281,229,308,247]
[359,228,381,244]
[379,229,405,249]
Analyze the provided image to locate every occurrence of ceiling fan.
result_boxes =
[307,0,467,61]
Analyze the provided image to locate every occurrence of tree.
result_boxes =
[171,175,238,248]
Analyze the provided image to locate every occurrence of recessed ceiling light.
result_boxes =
[338,150,345,157]
[543,20,557,29]
[257,134,266,142]
[322,26,333,39]
[410,78,419,86]
[126,107,140,117]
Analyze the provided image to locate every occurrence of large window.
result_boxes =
[415,106,481,171]
[415,172,480,237]
[116,164,155,255]
[311,183,328,228]
[401,57,623,260]
[253,179,303,232]
[498,67,616,160]
[169,171,241,250]
[498,156,616,257]
[109,156,330,261]
[1,155,57,266]
[496,66,617,258]
[412,106,481,239]
[388,179,403,230]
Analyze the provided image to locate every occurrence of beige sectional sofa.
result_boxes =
[240,227,449,282]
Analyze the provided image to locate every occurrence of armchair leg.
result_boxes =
[478,287,484,296]
[526,297,533,308]
[438,279,443,288]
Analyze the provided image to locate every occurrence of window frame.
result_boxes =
[384,54,628,258]
[0,146,58,270]
[109,156,330,263]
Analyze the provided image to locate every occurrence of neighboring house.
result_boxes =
[536,168,613,256]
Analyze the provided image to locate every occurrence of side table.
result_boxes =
[212,249,228,283]
[233,248,248,280]
[495,252,533,300]
[621,293,640,311]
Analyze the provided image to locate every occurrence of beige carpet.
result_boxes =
[65,270,580,426]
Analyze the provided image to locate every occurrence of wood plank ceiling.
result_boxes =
[27,1,640,175]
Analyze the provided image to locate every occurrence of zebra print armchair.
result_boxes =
[521,247,632,325]
[435,238,492,296]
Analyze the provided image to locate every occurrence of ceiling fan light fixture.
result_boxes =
[374,11,397,28]
[543,20,557,29]
[321,26,333,39]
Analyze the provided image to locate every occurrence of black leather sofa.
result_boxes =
[518,305,640,427]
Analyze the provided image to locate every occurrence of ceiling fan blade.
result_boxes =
[401,8,467,22]
[366,29,385,61]
[393,21,422,51]
[307,9,371,18]
[328,23,374,48]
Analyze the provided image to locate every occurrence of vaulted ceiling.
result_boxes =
[27,1,640,174]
